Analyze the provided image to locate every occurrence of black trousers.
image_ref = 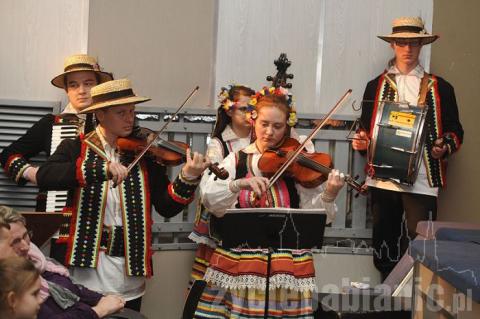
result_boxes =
[49,239,67,264]
[371,188,437,278]
[125,297,142,312]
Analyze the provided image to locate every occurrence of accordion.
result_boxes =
[45,113,85,213]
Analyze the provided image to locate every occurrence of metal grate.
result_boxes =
[0,100,61,211]
[0,103,371,251]
[133,106,371,251]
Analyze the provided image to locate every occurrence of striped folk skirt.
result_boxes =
[194,247,317,318]
[188,205,217,288]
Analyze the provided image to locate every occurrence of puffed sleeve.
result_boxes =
[200,152,239,217]
[199,137,225,191]
[296,183,337,224]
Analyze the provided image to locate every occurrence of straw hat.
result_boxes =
[51,54,113,89]
[80,79,151,113]
[378,17,438,45]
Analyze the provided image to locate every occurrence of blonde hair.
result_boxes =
[0,206,26,226]
[0,257,40,311]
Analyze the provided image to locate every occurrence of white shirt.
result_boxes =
[366,64,439,197]
[199,125,251,191]
[201,142,338,224]
[70,127,145,301]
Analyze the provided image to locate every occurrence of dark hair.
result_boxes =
[63,71,101,91]
[0,257,40,311]
[212,85,255,139]
[388,57,396,67]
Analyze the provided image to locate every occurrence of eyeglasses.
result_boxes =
[394,40,422,48]
[11,230,33,247]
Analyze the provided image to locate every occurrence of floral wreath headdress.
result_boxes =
[217,84,254,112]
[248,86,297,127]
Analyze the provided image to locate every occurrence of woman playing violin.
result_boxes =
[36,79,211,311]
[194,87,345,318]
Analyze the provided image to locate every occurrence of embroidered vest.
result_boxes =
[62,131,153,277]
[235,151,299,209]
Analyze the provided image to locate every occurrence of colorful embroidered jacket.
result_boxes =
[1,113,89,211]
[359,71,464,187]
[1,114,86,185]
[36,130,198,277]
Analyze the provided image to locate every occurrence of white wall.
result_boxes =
[0,0,89,105]
[215,0,433,115]
[88,0,217,109]
[0,0,434,114]
[318,0,433,115]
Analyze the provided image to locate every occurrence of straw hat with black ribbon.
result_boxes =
[80,79,151,114]
[378,17,439,45]
[51,54,113,89]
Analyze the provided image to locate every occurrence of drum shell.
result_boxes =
[369,102,428,185]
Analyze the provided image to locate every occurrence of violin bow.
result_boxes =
[125,86,199,172]
[111,86,199,188]
[267,89,352,188]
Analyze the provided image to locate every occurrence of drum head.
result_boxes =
[370,102,427,185]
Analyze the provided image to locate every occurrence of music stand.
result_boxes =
[211,208,327,318]
[211,208,326,250]
[21,212,63,247]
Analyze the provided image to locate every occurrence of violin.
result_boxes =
[110,86,228,187]
[118,127,229,180]
[258,137,365,193]
[266,53,294,89]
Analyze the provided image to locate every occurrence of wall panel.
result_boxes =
[0,0,88,104]
[215,0,433,115]
[319,0,433,115]
[88,0,217,109]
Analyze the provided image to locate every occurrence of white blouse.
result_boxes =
[199,124,251,191]
[200,142,337,224]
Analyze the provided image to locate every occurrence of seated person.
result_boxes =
[0,206,125,319]
[0,220,15,260]
[0,257,42,319]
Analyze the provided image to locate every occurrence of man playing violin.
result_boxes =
[352,17,463,281]
[193,87,345,318]
[36,79,211,311]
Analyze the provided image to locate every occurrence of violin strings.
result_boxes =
[267,90,352,188]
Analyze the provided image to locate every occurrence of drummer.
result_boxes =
[352,17,463,281]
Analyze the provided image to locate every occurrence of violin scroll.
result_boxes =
[208,163,229,181]
[266,53,294,89]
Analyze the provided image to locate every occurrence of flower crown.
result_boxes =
[217,85,235,111]
[248,86,297,127]
[218,84,251,111]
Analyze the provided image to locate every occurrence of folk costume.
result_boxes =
[36,79,200,301]
[0,54,112,211]
[193,142,337,318]
[188,124,251,284]
[189,85,254,287]
[358,17,463,277]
